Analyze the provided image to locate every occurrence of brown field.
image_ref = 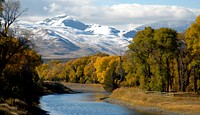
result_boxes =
[109,87,200,115]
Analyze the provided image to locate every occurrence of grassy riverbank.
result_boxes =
[108,87,200,115]
[60,82,200,114]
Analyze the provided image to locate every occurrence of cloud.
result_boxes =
[45,0,93,6]
[20,0,200,29]
[19,16,46,22]
[45,3,61,13]
[101,4,199,24]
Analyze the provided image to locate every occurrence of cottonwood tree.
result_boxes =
[153,28,178,92]
[185,15,200,92]
[128,27,155,90]
[126,27,179,92]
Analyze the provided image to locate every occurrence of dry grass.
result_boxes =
[0,103,27,115]
[110,87,200,114]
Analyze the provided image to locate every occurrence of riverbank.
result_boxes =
[48,82,200,115]
[0,81,72,115]
[60,82,107,93]
[60,82,199,114]
[105,87,200,115]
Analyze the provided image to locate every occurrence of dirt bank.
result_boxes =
[61,82,107,93]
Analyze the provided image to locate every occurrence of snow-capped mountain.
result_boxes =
[17,14,193,59]
[136,20,193,32]
[122,29,137,40]
[38,14,89,30]
[18,14,130,59]
[85,24,120,36]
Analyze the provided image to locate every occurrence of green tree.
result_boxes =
[128,27,154,90]
[185,15,200,92]
[126,27,178,92]
[153,28,178,91]
[122,52,140,87]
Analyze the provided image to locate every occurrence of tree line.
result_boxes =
[125,16,200,92]
[38,16,200,92]
[36,53,122,92]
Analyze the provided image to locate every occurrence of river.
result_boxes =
[40,93,145,115]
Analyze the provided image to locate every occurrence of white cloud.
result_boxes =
[42,0,93,8]
[19,16,46,22]
[101,4,198,24]
[20,0,200,29]
[49,3,60,13]
[43,6,48,11]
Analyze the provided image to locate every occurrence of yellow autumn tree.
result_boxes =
[94,56,121,91]
[185,15,200,92]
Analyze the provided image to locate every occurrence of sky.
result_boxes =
[19,0,200,29]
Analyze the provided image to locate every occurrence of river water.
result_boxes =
[40,93,144,115]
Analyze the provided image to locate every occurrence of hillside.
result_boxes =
[18,14,130,59]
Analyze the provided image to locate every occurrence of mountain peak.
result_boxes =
[38,14,88,30]
[18,14,192,59]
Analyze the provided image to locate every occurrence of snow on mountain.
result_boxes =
[18,14,130,59]
[85,24,120,36]
[122,29,136,39]
[123,20,193,41]
[17,14,193,59]
[136,20,193,32]
[38,14,88,30]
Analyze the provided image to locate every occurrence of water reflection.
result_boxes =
[40,93,140,115]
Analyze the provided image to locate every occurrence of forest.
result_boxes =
[37,15,200,92]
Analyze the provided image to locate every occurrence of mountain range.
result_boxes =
[17,14,193,59]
